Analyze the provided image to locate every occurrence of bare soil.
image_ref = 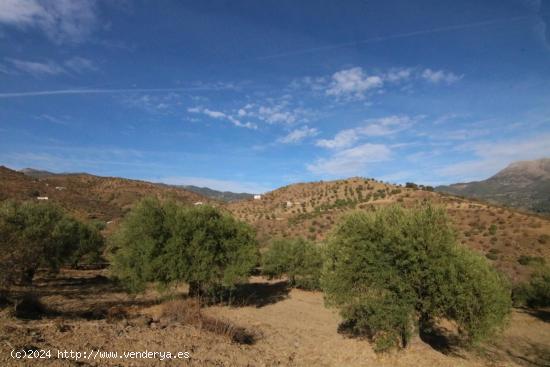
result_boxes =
[1,270,549,366]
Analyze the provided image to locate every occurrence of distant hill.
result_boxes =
[436,158,550,214]
[3,165,550,282]
[181,185,253,202]
[20,168,252,203]
[2,166,207,222]
[226,176,550,282]
[19,168,58,178]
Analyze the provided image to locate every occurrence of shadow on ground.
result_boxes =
[223,280,291,308]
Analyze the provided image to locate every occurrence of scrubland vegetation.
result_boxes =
[1,189,549,365]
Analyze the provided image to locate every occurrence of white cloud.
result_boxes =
[359,115,415,136]
[278,126,318,144]
[308,143,391,176]
[316,129,358,149]
[258,105,297,124]
[202,108,226,119]
[384,67,413,83]
[312,66,462,101]
[187,107,201,113]
[6,58,64,77]
[64,56,97,73]
[316,115,415,150]
[421,68,462,84]
[188,106,257,129]
[326,67,383,99]
[438,133,550,181]
[4,56,98,77]
[0,0,99,44]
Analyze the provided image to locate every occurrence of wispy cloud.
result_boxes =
[0,0,99,44]
[308,143,391,176]
[316,115,416,149]
[316,129,359,149]
[278,126,318,144]
[0,85,237,99]
[326,67,383,100]
[3,56,98,77]
[64,57,97,73]
[6,58,65,77]
[304,66,462,101]
[187,106,257,129]
[437,133,550,181]
[421,68,462,84]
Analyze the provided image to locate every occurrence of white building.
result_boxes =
[194,201,204,206]
[286,201,293,208]
[55,186,65,191]
[254,195,262,200]
[37,197,49,200]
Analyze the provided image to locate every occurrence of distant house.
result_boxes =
[37,197,49,200]
[254,195,262,200]
[286,201,293,208]
[194,201,204,206]
[55,186,65,191]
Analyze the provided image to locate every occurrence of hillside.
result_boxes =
[0,166,207,223]
[436,158,550,214]
[3,166,550,283]
[227,177,550,282]
[180,185,253,202]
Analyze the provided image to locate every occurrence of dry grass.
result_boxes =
[161,299,259,345]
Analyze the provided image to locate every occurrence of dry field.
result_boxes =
[1,269,549,367]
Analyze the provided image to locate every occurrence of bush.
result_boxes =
[262,238,323,290]
[322,204,511,352]
[513,266,550,308]
[111,198,258,295]
[0,200,104,287]
[517,255,545,266]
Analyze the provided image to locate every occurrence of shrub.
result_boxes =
[517,255,545,266]
[111,198,258,295]
[512,266,550,308]
[322,204,511,352]
[0,200,104,287]
[262,238,323,290]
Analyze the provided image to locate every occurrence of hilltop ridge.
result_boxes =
[437,158,550,214]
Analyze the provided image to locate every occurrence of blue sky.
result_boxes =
[1,0,549,193]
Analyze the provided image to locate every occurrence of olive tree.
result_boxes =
[111,198,258,295]
[0,200,104,287]
[262,237,323,290]
[322,204,511,352]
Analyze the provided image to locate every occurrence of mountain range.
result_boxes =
[436,158,550,214]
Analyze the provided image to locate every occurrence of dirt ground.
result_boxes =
[1,270,549,366]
